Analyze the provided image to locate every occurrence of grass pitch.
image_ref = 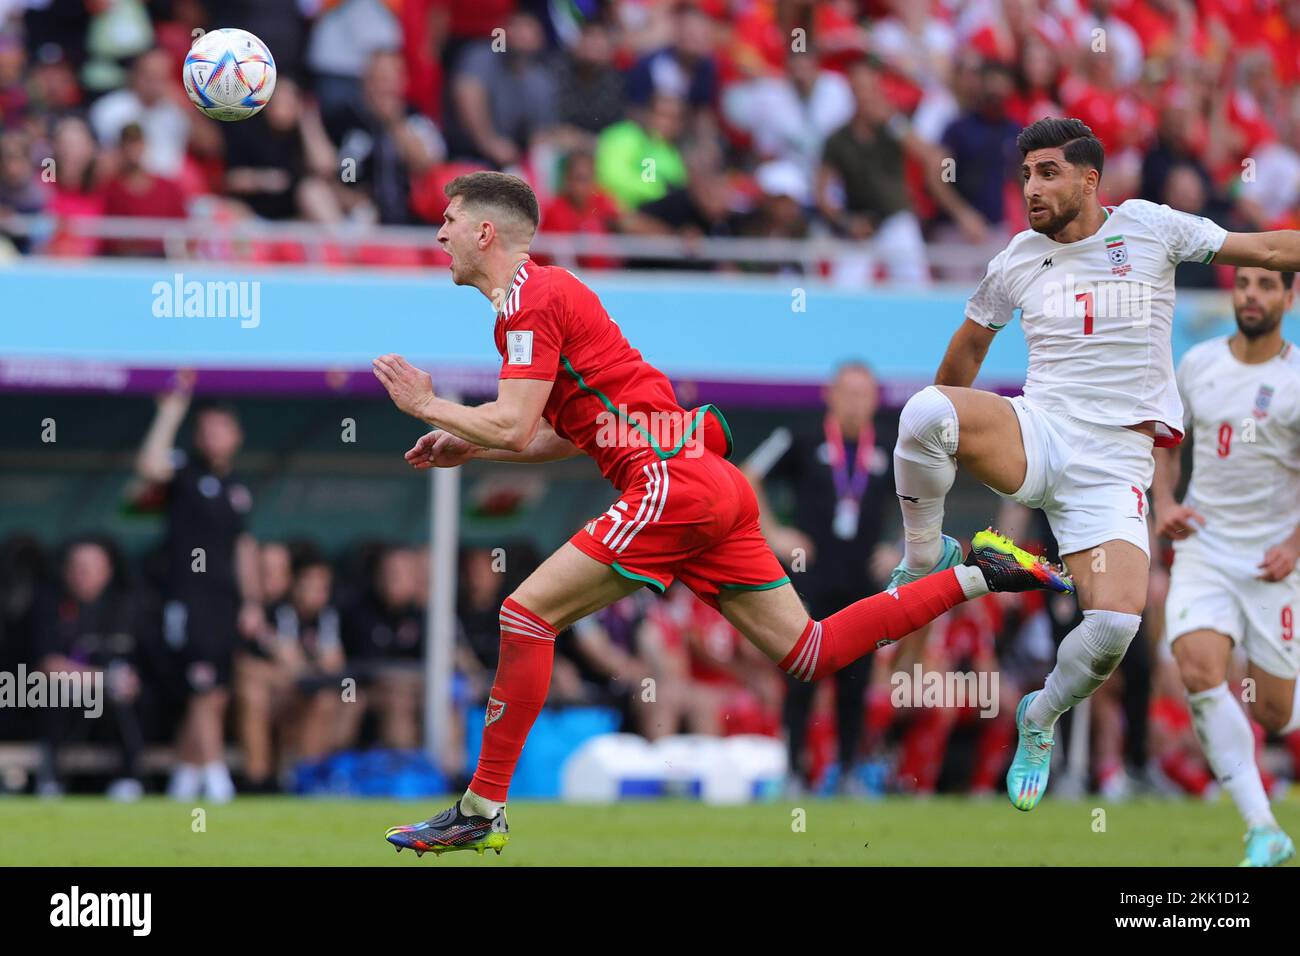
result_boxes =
[4,793,1296,866]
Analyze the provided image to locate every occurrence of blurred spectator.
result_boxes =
[721,46,853,187]
[99,122,186,257]
[643,584,782,737]
[623,139,735,267]
[325,50,443,225]
[88,48,189,179]
[445,10,557,167]
[1235,88,1300,230]
[568,593,662,736]
[1164,164,1225,288]
[539,148,621,269]
[595,90,687,210]
[32,536,147,800]
[735,159,811,274]
[0,32,29,126]
[45,116,106,257]
[744,362,896,792]
[1139,90,1214,209]
[305,0,403,116]
[221,78,344,223]
[457,545,505,682]
[341,546,424,748]
[553,19,626,140]
[625,3,718,125]
[0,130,46,252]
[937,60,1020,240]
[132,379,261,803]
[235,545,346,792]
[1008,37,1063,128]
[817,60,950,285]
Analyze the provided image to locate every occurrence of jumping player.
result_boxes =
[887,117,1300,812]
[1153,266,1299,866]
[371,171,1073,857]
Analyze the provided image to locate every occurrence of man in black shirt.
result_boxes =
[133,377,262,802]
[33,536,146,799]
[743,362,897,793]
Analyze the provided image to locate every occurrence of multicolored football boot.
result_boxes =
[1238,825,1295,867]
[385,802,509,858]
[1006,690,1055,811]
[888,533,963,589]
[965,528,1074,594]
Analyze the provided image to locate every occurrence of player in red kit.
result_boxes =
[372,172,1073,857]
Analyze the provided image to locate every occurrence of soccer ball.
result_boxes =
[182,28,276,121]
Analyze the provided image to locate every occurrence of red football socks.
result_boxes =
[468,597,558,802]
[779,569,970,682]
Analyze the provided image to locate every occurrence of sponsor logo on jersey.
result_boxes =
[485,697,506,726]
[507,330,533,365]
[1253,384,1275,420]
[1105,234,1132,276]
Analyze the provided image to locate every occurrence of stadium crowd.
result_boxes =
[0,0,1298,280]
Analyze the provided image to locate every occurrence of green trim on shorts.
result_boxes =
[717,576,791,592]
[610,561,667,593]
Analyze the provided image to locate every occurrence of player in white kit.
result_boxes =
[1153,266,1299,866]
[888,117,1300,812]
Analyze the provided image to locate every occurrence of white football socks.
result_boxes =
[893,386,959,572]
[1187,683,1275,830]
[1027,609,1140,730]
[461,789,504,819]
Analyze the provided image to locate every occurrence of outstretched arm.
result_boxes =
[405,419,581,468]
[1215,230,1300,271]
[934,318,997,388]
[372,354,553,453]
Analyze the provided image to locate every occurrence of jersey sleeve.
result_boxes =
[965,248,1015,331]
[499,291,562,382]
[1128,200,1228,265]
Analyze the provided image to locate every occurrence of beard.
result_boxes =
[1235,309,1283,339]
[1028,189,1085,237]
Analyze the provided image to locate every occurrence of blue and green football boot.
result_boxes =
[1006,690,1055,811]
[1239,825,1295,867]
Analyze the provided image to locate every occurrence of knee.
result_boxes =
[1079,609,1141,672]
[1250,697,1292,734]
[1172,643,1227,694]
[898,386,959,456]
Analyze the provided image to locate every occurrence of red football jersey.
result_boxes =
[493,259,724,491]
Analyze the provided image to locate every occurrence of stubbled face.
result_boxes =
[1022,147,1094,236]
[1233,267,1293,339]
[436,195,486,286]
[825,367,879,432]
[194,409,243,466]
[66,543,112,604]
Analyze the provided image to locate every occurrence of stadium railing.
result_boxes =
[3,214,1007,274]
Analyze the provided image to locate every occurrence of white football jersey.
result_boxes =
[1174,336,1300,574]
[966,199,1228,444]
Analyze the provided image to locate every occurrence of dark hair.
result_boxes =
[1016,117,1104,177]
[444,171,540,231]
[192,399,240,422]
[1284,272,1296,289]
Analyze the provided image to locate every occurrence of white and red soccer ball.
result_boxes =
[182,28,276,122]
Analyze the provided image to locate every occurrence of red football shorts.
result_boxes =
[569,449,790,609]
